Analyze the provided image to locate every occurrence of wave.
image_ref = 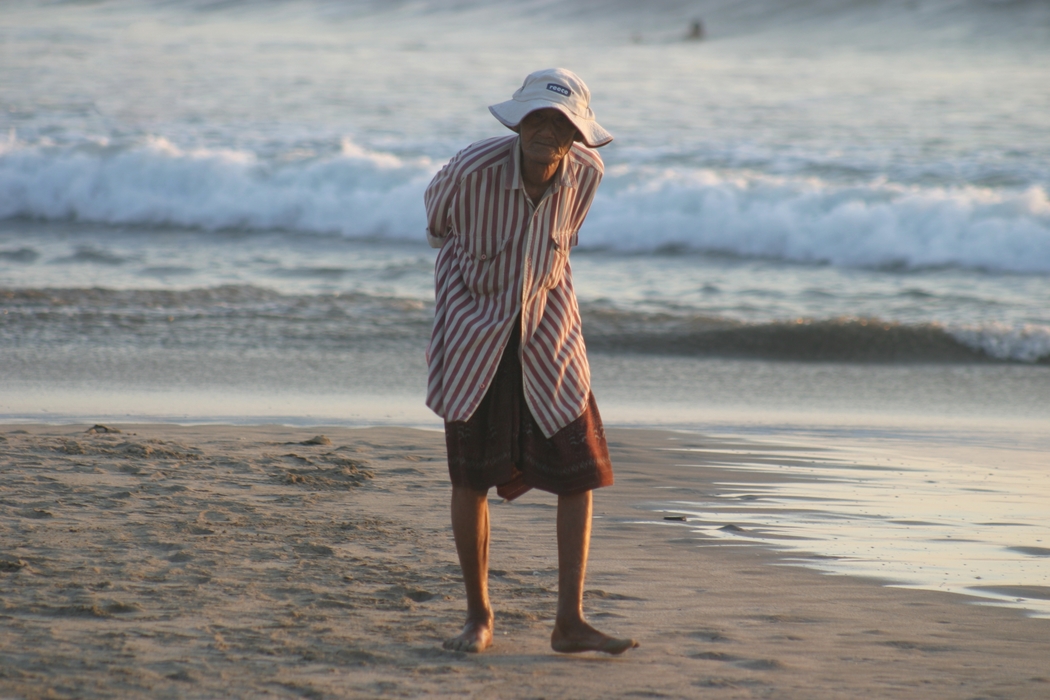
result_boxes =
[144,0,1050,46]
[590,168,1050,272]
[3,137,1049,274]
[946,323,1050,364]
[0,136,435,240]
[0,285,433,352]
[3,286,1048,363]
[156,0,1050,28]
[579,306,1050,364]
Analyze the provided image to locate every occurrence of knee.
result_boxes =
[452,484,489,507]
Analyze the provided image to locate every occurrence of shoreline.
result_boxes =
[2,422,1048,698]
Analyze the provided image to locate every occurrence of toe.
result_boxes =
[603,637,639,655]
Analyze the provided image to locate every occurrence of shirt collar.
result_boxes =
[504,136,579,192]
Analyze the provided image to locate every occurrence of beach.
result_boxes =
[3,0,1050,696]
[2,422,1048,699]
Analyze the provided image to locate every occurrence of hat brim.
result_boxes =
[488,99,613,149]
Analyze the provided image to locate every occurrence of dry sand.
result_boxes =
[1,423,1048,699]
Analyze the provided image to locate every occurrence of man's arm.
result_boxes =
[567,144,605,249]
[425,137,515,249]
[424,156,461,249]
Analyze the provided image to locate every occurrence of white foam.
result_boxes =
[0,136,435,238]
[587,167,1050,273]
[948,323,1050,363]
[3,139,1050,274]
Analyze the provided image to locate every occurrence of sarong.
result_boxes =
[444,322,613,501]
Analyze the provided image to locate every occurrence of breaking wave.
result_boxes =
[580,306,1050,364]
[3,138,1049,274]
[0,136,434,240]
[3,286,1047,363]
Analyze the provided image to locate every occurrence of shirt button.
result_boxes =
[479,253,487,260]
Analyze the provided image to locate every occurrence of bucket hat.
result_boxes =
[489,68,613,148]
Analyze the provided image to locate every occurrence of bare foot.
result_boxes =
[443,617,494,653]
[551,618,639,655]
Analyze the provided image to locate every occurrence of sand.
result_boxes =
[1,423,1048,699]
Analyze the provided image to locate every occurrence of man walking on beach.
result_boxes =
[424,68,638,655]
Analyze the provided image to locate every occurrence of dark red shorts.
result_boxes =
[444,324,614,501]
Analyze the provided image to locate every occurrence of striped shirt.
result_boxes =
[424,134,604,438]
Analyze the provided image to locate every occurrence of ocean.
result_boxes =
[2,0,1049,614]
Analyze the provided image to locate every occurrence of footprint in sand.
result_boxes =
[691,651,784,670]
[689,629,732,643]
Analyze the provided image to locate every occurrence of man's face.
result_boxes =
[518,109,579,168]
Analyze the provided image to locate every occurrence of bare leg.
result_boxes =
[444,484,495,652]
[551,490,639,654]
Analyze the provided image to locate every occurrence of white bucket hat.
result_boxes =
[489,68,613,149]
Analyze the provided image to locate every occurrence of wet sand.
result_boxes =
[1,423,1048,699]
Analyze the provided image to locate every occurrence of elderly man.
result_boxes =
[424,68,637,655]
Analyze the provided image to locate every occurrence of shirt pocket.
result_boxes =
[452,222,514,296]
[539,228,576,289]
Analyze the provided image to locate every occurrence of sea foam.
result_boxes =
[947,323,1050,364]
[590,168,1050,272]
[0,136,434,238]
[2,137,1049,274]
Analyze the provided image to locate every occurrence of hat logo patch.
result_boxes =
[546,83,571,97]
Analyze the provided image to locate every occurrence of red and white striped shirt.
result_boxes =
[424,135,604,437]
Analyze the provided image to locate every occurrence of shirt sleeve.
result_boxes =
[423,153,462,249]
[569,148,603,249]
